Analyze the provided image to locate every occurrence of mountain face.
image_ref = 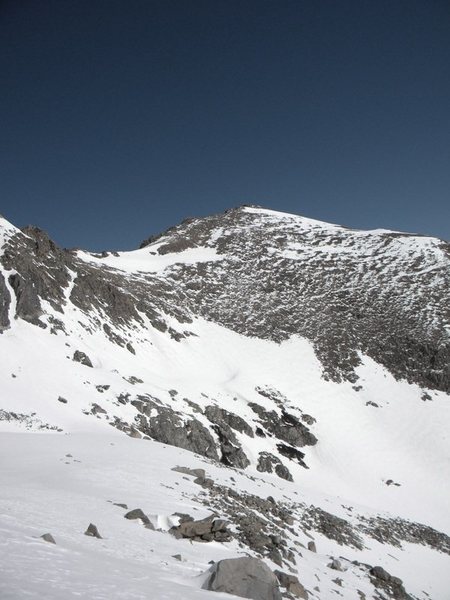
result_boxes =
[0,206,449,600]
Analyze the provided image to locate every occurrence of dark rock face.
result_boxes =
[0,272,11,331]
[249,402,317,449]
[1,226,71,322]
[257,452,293,482]
[134,401,219,461]
[205,405,254,437]
[73,350,93,368]
[203,557,282,600]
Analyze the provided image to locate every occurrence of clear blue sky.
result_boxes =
[1,0,449,250]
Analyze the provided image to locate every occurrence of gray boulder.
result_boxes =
[203,557,281,600]
[124,508,153,528]
[84,523,102,538]
[73,350,93,368]
[328,558,345,571]
[40,533,56,544]
[169,514,231,543]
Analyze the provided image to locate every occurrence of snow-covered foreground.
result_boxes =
[0,432,449,600]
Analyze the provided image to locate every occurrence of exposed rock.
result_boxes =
[124,508,152,527]
[275,570,308,599]
[302,507,364,550]
[203,557,282,600]
[8,272,44,326]
[57,396,68,404]
[205,405,254,437]
[202,483,295,564]
[257,452,293,481]
[113,503,128,509]
[0,272,11,331]
[169,514,231,543]
[307,541,316,553]
[84,523,102,538]
[40,533,56,544]
[249,401,317,449]
[73,350,93,368]
[91,403,107,415]
[358,513,450,554]
[328,558,345,571]
[369,566,413,600]
[134,402,219,461]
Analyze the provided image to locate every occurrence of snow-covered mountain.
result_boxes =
[1,206,449,600]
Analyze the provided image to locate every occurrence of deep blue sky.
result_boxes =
[1,0,449,250]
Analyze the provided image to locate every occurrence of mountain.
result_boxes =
[0,206,449,600]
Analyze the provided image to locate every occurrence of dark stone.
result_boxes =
[0,272,11,331]
[57,396,68,404]
[276,443,308,468]
[257,452,293,482]
[124,508,153,527]
[203,557,282,600]
[369,566,413,600]
[40,533,56,544]
[73,350,93,368]
[169,515,231,542]
[307,541,316,553]
[84,523,102,539]
[8,272,44,326]
[134,402,219,461]
[205,405,254,437]
[275,571,308,599]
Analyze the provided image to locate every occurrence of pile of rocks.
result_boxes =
[169,514,232,543]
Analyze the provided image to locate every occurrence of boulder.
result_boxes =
[307,541,316,553]
[369,566,412,599]
[124,508,153,527]
[203,557,281,600]
[275,570,308,599]
[73,350,93,368]
[169,515,231,542]
[328,558,345,571]
[40,533,56,544]
[84,523,102,539]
